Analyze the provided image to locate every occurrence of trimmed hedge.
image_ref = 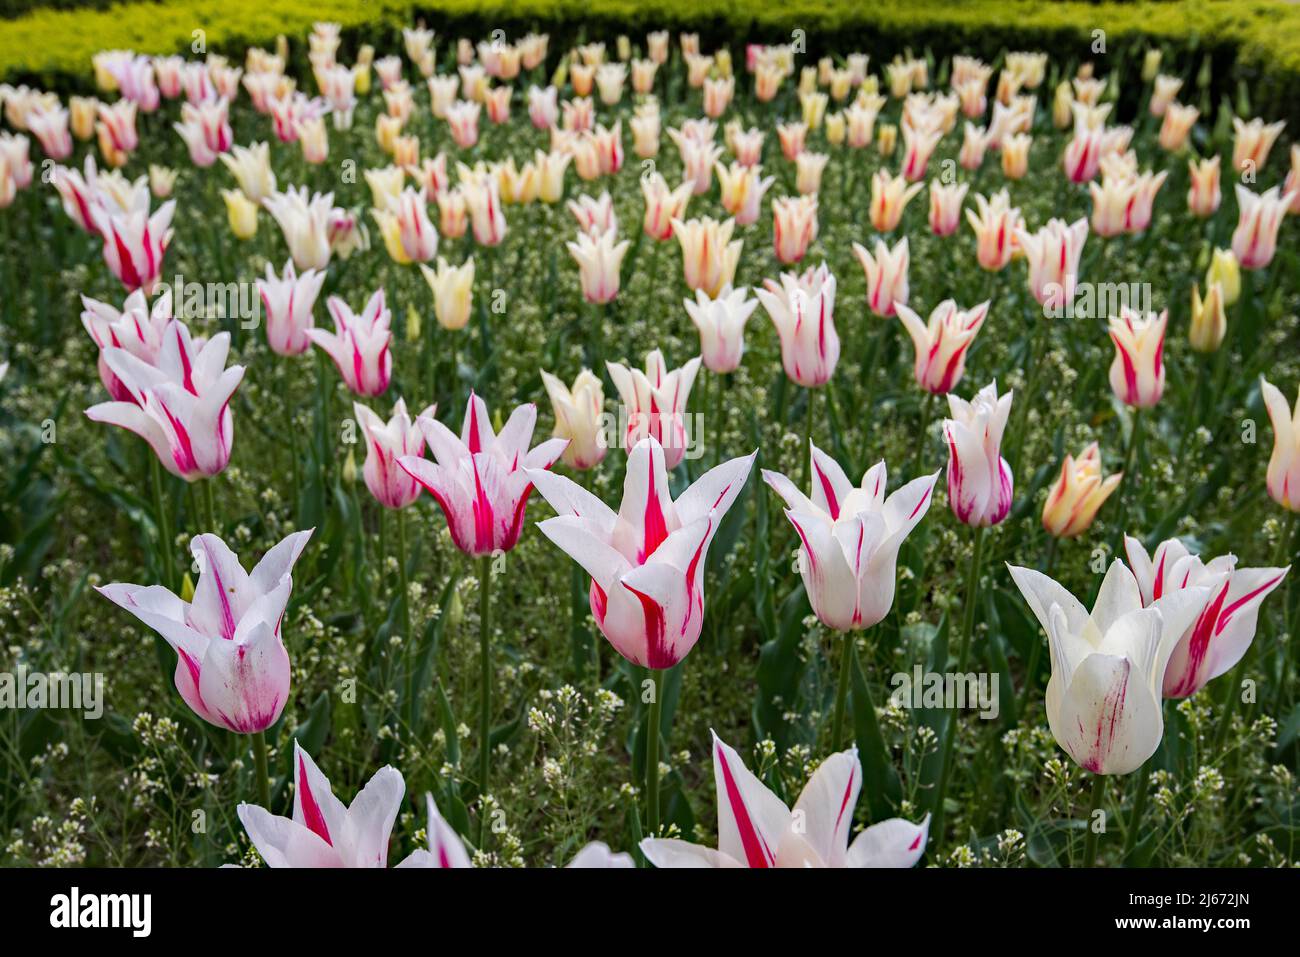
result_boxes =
[1,1,1298,121]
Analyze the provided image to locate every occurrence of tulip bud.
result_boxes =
[180,572,195,603]
[877,123,897,156]
[1107,308,1167,408]
[1206,248,1240,306]
[342,448,358,484]
[1188,282,1227,353]
[406,303,422,343]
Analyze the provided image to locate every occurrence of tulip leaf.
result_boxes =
[851,644,902,819]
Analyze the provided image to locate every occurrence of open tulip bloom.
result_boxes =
[85,317,244,480]
[944,380,1014,527]
[640,733,929,868]
[308,289,394,397]
[98,530,312,733]
[893,298,989,395]
[1007,560,1211,774]
[1124,536,1288,699]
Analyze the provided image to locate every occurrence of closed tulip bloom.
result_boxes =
[764,447,938,631]
[373,187,439,263]
[541,368,606,471]
[1089,174,1138,238]
[1107,308,1167,408]
[965,189,1021,271]
[568,227,630,304]
[673,216,743,298]
[28,106,72,160]
[264,186,335,271]
[298,117,329,164]
[1231,117,1285,174]
[944,380,1014,527]
[1206,248,1241,306]
[149,164,177,198]
[527,437,754,668]
[776,121,807,161]
[1188,282,1227,353]
[1017,217,1088,311]
[641,172,692,241]
[684,284,759,374]
[418,256,475,331]
[1041,442,1122,538]
[398,394,567,556]
[308,290,393,397]
[463,176,507,246]
[846,99,882,149]
[1231,184,1295,270]
[1008,560,1211,773]
[795,151,829,195]
[607,349,702,468]
[1001,132,1031,179]
[90,192,175,294]
[435,187,469,238]
[928,181,968,236]
[669,129,723,195]
[1186,156,1221,218]
[354,398,435,509]
[81,288,173,402]
[716,162,774,226]
[630,110,661,158]
[237,742,442,867]
[758,264,840,388]
[959,122,989,170]
[772,195,819,264]
[641,734,929,868]
[1158,102,1199,151]
[900,119,942,182]
[1062,111,1103,183]
[1125,535,1288,699]
[1124,169,1168,234]
[1262,376,1300,512]
[894,298,988,394]
[257,259,326,356]
[99,530,312,733]
[852,237,909,318]
[222,188,259,239]
[869,169,924,232]
[86,319,243,480]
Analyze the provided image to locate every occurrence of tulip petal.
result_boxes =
[711,732,789,868]
[844,814,930,867]
[791,748,861,866]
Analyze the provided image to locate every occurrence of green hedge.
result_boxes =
[2,1,1298,122]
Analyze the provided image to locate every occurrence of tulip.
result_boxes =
[418,256,475,331]
[846,100,881,149]
[1206,248,1241,306]
[528,84,559,129]
[668,128,723,195]
[1124,536,1288,699]
[716,161,774,226]
[1231,184,1295,270]
[541,369,607,471]
[640,734,929,868]
[462,176,507,246]
[684,284,759,375]
[757,264,840,389]
[354,398,435,509]
[851,237,909,318]
[1186,156,1221,218]
[1063,111,1103,183]
[86,319,243,480]
[959,122,989,170]
[630,109,660,158]
[1188,282,1227,353]
[1041,442,1122,538]
[1001,132,1031,179]
[763,445,937,632]
[1107,308,1167,408]
[90,192,175,294]
[894,298,989,394]
[148,164,177,199]
[373,187,439,263]
[264,186,336,271]
[795,151,829,195]
[308,290,393,397]
[98,529,312,733]
[944,380,1014,527]
[1231,117,1285,174]
[236,743,443,867]
[1089,173,1138,238]
[216,141,276,204]
[1017,217,1088,312]
[568,191,618,237]
[435,188,469,239]
[298,117,330,164]
[1158,102,1198,151]
[567,227,630,304]
[606,350,702,469]
[869,169,923,232]
[28,106,72,160]
[1124,169,1167,234]
[640,173,692,241]
[1008,560,1211,774]
[673,216,743,298]
[1261,376,1300,512]
[965,189,1021,271]
[70,95,98,140]
[446,100,480,148]
[222,188,259,239]
[398,393,567,557]
[257,259,326,356]
[772,195,819,264]
[900,119,942,182]
[928,181,968,237]
[81,288,173,402]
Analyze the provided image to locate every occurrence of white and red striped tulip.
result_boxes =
[398,393,567,556]
[174,97,232,167]
[80,287,173,402]
[568,227,630,304]
[1107,308,1167,408]
[684,284,759,375]
[928,181,968,237]
[99,530,312,733]
[869,168,923,232]
[86,319,243,480]
[640,734,929,868]
[28,106,72,160]
[1262,376,1300,512]
[673,215,743,298]
[256,259,325,356]
[354,398,435,509]
[607,349,702,469]
[641,173,691,240]
[894,298,989,394]
[757,263,840,388]
[1008,560,1211,773]
[763,446,938,631]
[527,437,755,668]
[568,191,618,237]
[541,368,607,471]
[944,380,1014,527]
[90,192,175,294]
[1231,184,1296,270]
[264,186,336,271]
[1017,217,1088,311]
[463,175,507,246]
[901,118,942,182]
[398,794,474,868]
[772,195,819,264]
[852,237,909,318]
[373,187,439,263]
[1231,117,1285,174]
[308,290,393,397]
[1187,156,1221,218]
[1125,536,1289,699]
[965,189,1021,271]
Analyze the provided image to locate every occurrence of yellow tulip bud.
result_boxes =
[221,189,259,240]
[180,572,195,603]
[342,448,358,484]
[1206,248,1240,306]
[1189,282,1227,353]
[406,303,422,342]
